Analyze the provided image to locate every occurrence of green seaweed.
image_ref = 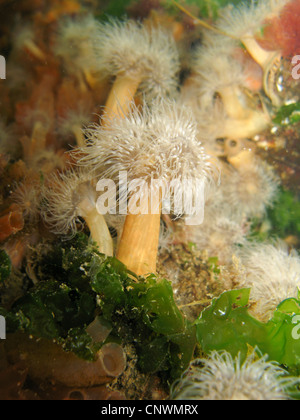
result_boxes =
[95,0,132,21]
[273,103,300,127]
[91,260,197,379]
[195,289,300,370]
[165,0,246,20]
[1,234,197,380]
[250,188,300,243]
[0,250,11,283]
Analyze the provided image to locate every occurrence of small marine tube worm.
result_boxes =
[236,242,300,321]
[42,168,114,256]
[170,350,299,400]
[0,205,24,243]
[54,15,100,90]
[216,0,290,106]
[94,19,180,121]
[5,334,126,388]
[97,343,127,380]
[76,99,217,276]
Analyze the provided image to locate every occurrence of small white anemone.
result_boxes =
[217,0,290,41]
[185,213,248,265]
[192,43,249,118]
[42,168,113,256]
[222,159,280,219]
[54,14,100,77]
[12,24,46,61]
[171,350,298,400]
[42,168,96,237]
[216,0,289,107]
[236,242,300,321]
[11,179,42,222]
[77,99,218,202]
[94,19,180,101]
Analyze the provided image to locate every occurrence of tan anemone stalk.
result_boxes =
[216,0,290,107]
[192,38,271,139]
[94,19,180,121]
[42,168,114,257]
[193,40,252,121]
[76,99,217,276]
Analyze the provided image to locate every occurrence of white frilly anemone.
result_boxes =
[171,350,298,400]
[94,19,180,101]
[42,168,113,256]
[236,241,300,321]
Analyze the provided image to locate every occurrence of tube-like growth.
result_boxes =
[0,205,24,242]
[5,333,126,388]
[42,168,113,257]
[94,19,180,120]
[76,100,217,275]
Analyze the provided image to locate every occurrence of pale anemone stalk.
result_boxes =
[170,350,299,400]
[216,0,290,106]
[192,43,271,137]
[58,106,93,148]
[94,19,180,121]
[236,242,300,321]
[13,24,46,61]
[193,41,253,120]
[54,15,100,90]
[42,168,113,257]
[186,94,270,143]
[76,99,217,276]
